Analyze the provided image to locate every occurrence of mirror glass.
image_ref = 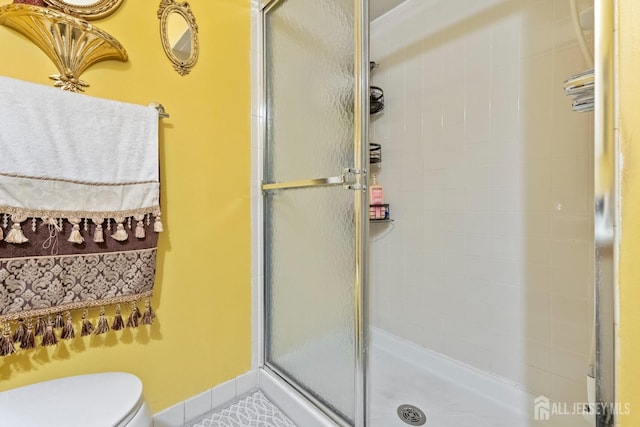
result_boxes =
[167,12,191,61]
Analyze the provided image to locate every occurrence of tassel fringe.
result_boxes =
[0,300,156,355]
[111,305,125,331]
[94,308,110,335]
[92,218,104,243]
[94,225,104,243]
[41,318,58,347]
[0,323,16,356]
[54,312,64,329]
[154,214,163,233]
[5,223,28,244]
[135,215,146,239]
[142,300,155,325]
[126,303,141,328]
[0,213,160,245]
[21,320,35,350]
[12,320,26,344]
[61,312,75,339]
[111,220,128,241]
[81,310,94,336]
[67,218,84,244]
[35,317,46,336]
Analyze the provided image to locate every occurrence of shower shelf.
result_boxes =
[370,143,381,163]
[369,204,391,222]
[370,218,394,223]
[369,61,384,114]
[370,86,384,114]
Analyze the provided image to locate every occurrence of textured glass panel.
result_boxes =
[265,0,355,183]
[266,186,356,422]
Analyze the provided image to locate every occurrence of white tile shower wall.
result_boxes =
[369,0,594,405]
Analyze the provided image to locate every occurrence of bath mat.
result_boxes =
[185,391,297,427]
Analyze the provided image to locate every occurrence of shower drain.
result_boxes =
[397,404,427,426]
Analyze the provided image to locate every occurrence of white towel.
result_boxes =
[0,76,159,217]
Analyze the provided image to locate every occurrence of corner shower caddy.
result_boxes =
[369,61,393,223]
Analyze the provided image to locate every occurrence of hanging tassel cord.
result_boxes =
[42,218,62,256]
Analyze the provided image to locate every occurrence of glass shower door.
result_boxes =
[262,0,368,425]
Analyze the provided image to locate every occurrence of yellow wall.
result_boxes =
[618,0,640,425]
[5,0,640,423]
[0,0,252,413]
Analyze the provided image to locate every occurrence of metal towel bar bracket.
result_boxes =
[148,102,170,119]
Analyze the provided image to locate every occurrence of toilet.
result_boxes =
[0,372,152,427]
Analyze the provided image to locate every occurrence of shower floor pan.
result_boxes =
[369,328,592,427]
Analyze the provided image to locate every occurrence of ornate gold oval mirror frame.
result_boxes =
[158,0,198,76]
[44,0,124,20]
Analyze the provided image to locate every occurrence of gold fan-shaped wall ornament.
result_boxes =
[0,3,128,92]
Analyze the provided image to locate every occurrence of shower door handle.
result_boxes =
[262,168,366,192]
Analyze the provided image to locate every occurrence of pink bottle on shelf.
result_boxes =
[369,173,384,205]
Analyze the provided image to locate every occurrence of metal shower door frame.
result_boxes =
[259,0,369,426]
[594,1,617,426]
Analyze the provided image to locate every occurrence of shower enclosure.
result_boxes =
[260,0,369,425]
[257,0,615,426]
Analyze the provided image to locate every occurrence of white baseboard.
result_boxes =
[153,370,259,427]
[153,367,334,427]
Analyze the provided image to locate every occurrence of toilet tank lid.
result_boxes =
[0,372,144,427]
